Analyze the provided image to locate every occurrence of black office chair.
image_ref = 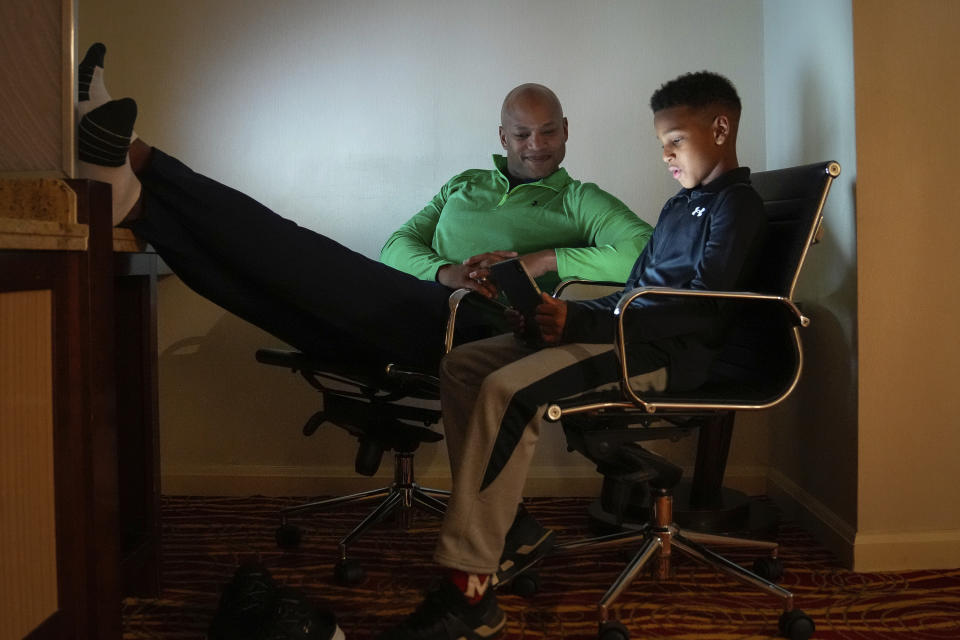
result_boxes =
[256,293,510,584]
[503,161,840,640]
[255,349,449,584]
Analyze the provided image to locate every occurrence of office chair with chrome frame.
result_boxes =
[256,296,510,585]
[447,161,839,640]
[255,349,450,585]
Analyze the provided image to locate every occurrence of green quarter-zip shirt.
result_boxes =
[380,155,652,291]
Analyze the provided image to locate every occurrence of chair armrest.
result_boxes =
[612,286,808,411]
[552,278,624,301]
[444,288,509,354]
[385,363,440,388]
[444,278,627,353]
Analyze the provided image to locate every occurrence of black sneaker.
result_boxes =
[208,563,279,640]
[259,587,345,640]
[491,504,555,589]
[377,580,505,640]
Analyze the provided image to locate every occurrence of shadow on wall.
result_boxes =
[769,295,858,526]
[156,305,446,481]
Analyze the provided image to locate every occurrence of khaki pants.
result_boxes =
[434,333,667,573]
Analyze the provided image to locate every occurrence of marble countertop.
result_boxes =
[0,178,146,252]
[0,178,86,250]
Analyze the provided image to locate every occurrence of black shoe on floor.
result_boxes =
[208,563,279,640]
[492,504,556,589]
[376,579,505,640]
[259,587,345,640]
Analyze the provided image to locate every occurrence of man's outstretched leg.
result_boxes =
[75,43,453,369]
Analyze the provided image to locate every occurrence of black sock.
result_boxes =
[78,98,137,167]
[78,42,106,102]
[77,98,142,225]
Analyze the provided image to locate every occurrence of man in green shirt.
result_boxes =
[381,83,652,294]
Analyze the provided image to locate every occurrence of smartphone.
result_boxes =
[490,258,543,344]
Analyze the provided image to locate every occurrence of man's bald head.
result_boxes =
[500,83,564,125]
[499,83,568,180]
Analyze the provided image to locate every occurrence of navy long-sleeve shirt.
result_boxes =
[562,167,766,390]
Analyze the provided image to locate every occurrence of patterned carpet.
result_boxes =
[122,496,960,639]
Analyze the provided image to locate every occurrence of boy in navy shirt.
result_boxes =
[379,71,766,640]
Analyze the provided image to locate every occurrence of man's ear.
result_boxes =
[499,125,508,149]
[713,114,731,145]
[562,116,569,141]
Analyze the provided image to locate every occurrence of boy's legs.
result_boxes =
[377,335,667,638]
[436,336,667,574]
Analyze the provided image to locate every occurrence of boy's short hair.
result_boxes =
[649,71,741,115]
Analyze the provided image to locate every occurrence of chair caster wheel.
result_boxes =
[598,620,630,640]
[509,570,541,597]
[275,523,302,549]
[752,556,784,581]
[779,609,815,640]
[334,558,366,586]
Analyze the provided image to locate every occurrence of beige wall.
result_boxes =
[79,0,769,497]
[852,0,960,570]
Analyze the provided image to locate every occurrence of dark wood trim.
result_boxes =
[114,252,162,596]
[0,249,116,640]
[74,180,124,639]
[69,179,163,598]
[0,179,132,639]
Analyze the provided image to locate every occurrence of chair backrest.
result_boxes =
[749,161,841,298]
[697,161,840,405]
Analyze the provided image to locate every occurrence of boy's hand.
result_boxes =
[505,307,525,338]
[534,293,567,345]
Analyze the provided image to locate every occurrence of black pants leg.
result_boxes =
[130,149,452,370]
[128,204,393,367]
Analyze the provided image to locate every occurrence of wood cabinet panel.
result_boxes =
[0,290,58,640]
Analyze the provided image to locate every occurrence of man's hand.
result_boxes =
[534,293,567,345]
[436,250,517,298]
[462,250,518,271]
[436,263,498,297]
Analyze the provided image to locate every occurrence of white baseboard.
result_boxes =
[161,463,606,497]
[766,468,856,568]
[162,465,411,497]
[162,463,767,499]
[852,529,960,572]
[768,468,960,570]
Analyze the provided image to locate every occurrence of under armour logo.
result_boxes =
[464,574,491,599]
[691,206,706,217]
